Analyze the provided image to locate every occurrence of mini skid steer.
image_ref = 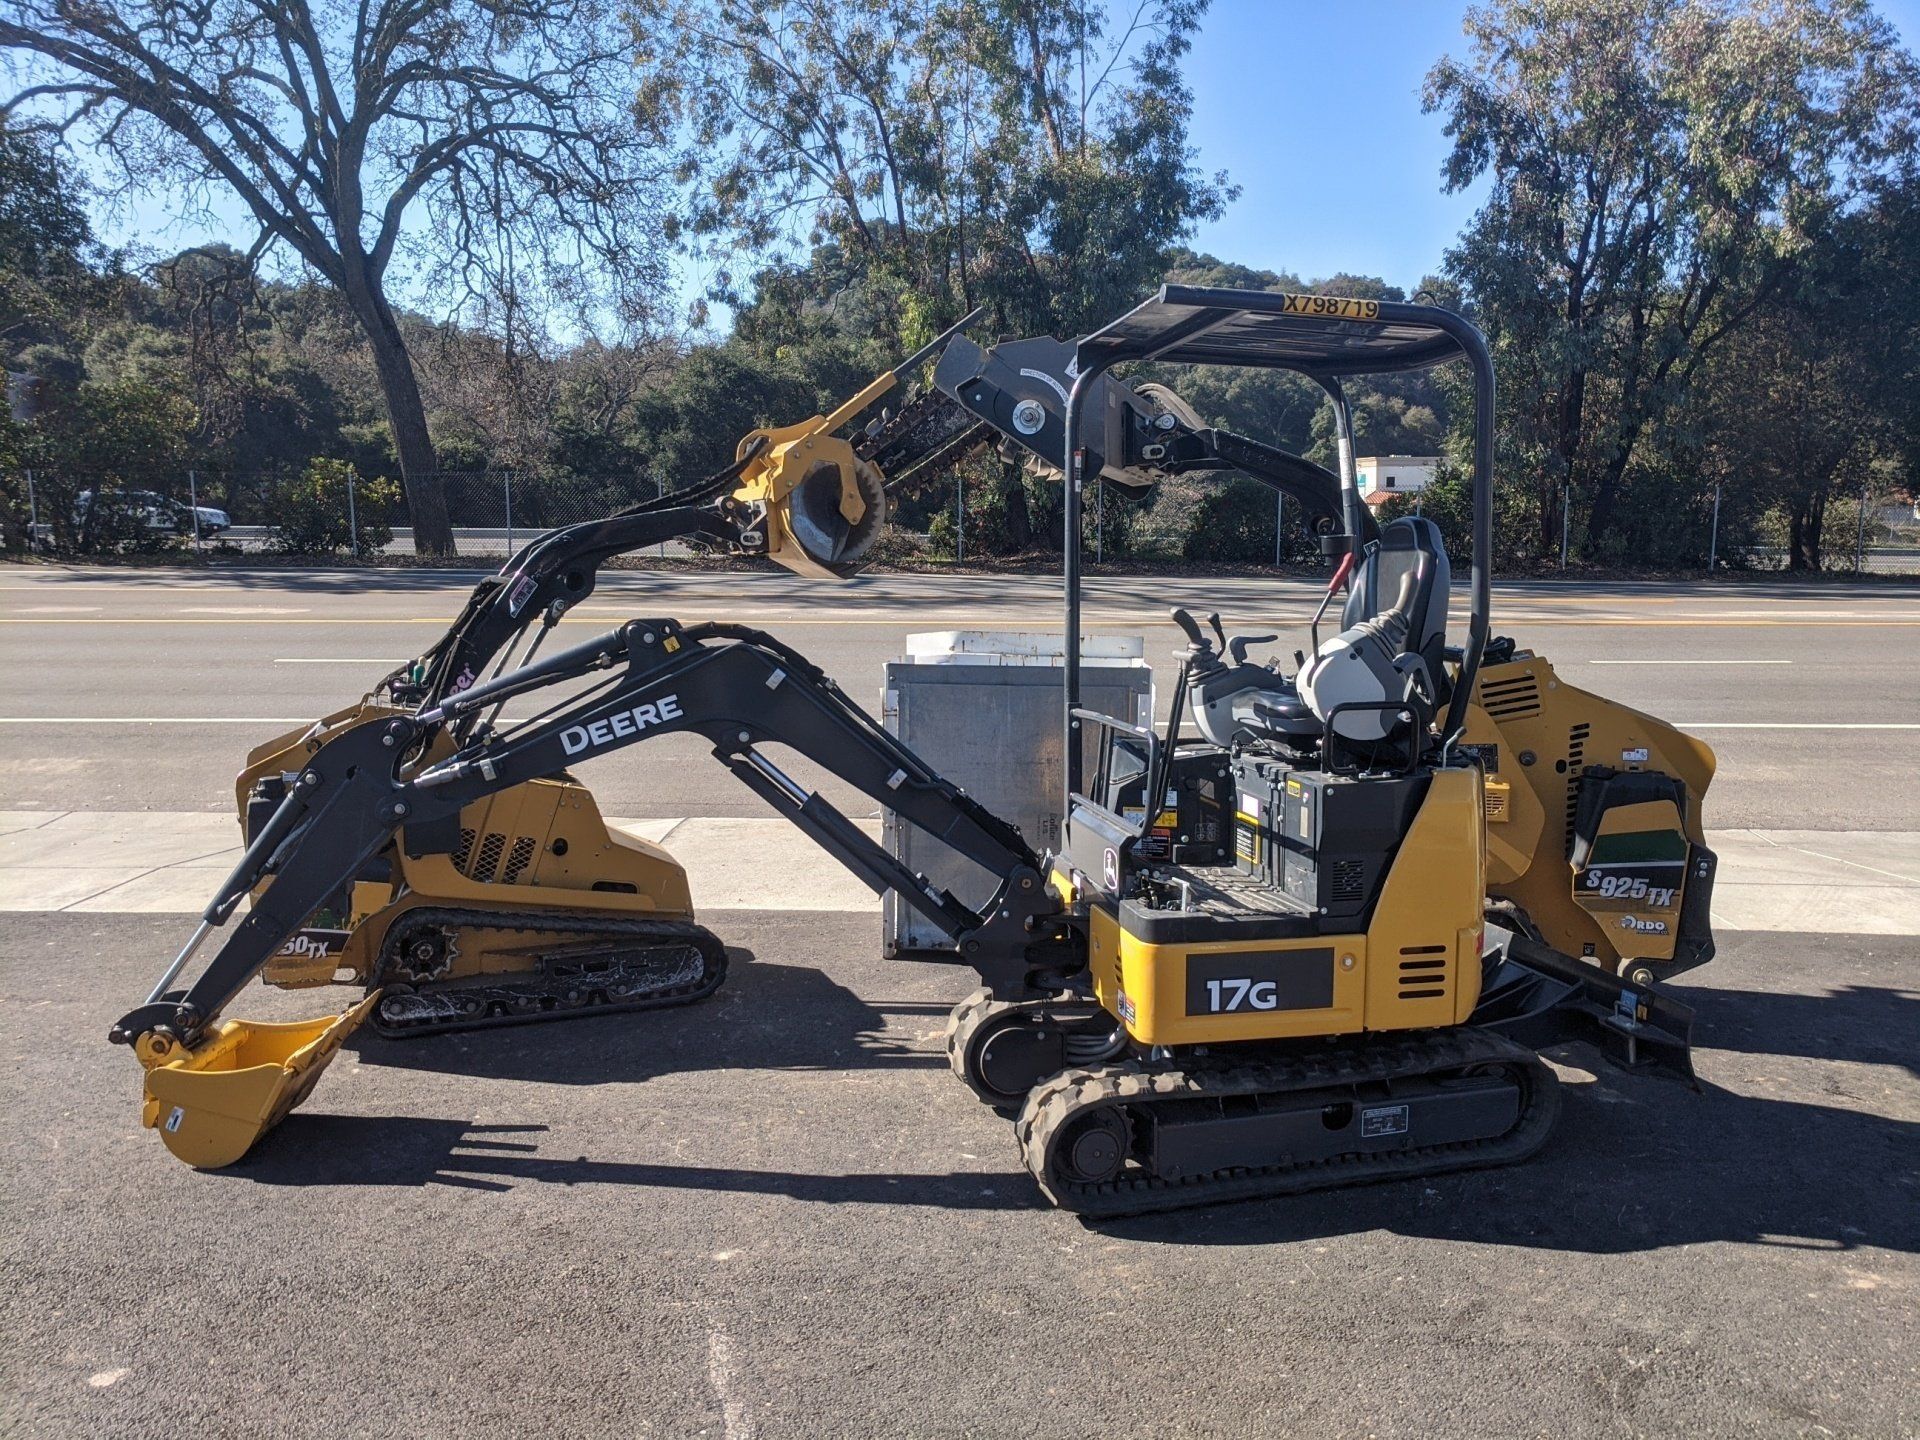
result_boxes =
[113,287,1715,1216]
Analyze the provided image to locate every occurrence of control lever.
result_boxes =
[1207,612,1227,650]
[1170,607,1210,648]
[1168,607,1225,674]
[1226,633,1278,665]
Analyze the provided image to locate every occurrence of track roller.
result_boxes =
[944,988,1126,1110]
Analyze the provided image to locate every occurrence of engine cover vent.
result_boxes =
[1330,858,1367,904]
[472,831,507,882]
[501,835,538,884]
[1564,723,1592,853]
[1479,673,1542,720]
[1397,947,1450,1001]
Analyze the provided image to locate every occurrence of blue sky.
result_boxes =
[73,0,1920,324]
[1177,0,1920,293]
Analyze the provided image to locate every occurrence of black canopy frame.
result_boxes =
[1058,284,1495,805]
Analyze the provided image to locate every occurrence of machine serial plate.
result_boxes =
[1361,1104,1410,1138]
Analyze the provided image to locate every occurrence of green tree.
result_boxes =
[0,118,91,350]
[646,0,1230,340]
[269,458,398,556]
[2,0,681,555]
[1426,0,1920,560]
[7,376,197,552]
[1695,186,1920,569]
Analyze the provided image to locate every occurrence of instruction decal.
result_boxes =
[507,574,538,617]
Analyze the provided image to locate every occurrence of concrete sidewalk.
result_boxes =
[1,809,1917,934]
[0,810,884,915]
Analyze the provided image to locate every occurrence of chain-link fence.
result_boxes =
[3,467,678,561]
[4,463,1916,572]
[1722,486,1920,575]
[1553,478,1920,576]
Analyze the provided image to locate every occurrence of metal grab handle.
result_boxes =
[1322,700,1424,776]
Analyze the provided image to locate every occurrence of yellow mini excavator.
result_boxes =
[113,287,1715,1215]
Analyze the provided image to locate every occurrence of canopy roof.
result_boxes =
[1075,283,1475,376]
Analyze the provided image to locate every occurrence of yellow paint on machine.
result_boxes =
[1090,768,1486,1047]
[1568,797,1690,963]
[136,993,378,1168]
[123,700,705,1172]
[1463,653,1714,972]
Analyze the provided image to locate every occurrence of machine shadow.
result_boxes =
[1101,1049,1920,1256]
[239,1035,1920,1255]
[343,947,951,1085]
[1692,984,1920,1077]
[234,1117,1037,1210]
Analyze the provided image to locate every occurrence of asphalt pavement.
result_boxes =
[2,564,1917,1438]
[2,914,1915,1439]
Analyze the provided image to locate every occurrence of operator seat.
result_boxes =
[1341,516,1452,694]
[1183,517,1452,749]
[1299,517,1452,743]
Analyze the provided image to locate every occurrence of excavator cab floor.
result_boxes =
[138,993,379,1168]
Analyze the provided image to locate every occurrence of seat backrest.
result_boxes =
[1341,517,1450,677]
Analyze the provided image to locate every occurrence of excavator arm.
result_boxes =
[393,501,748,709]
[387,308,991,712]
[113,617,1066,1057]
[929,332,1375,548]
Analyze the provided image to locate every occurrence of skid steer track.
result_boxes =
[368,907,728,1039]
[1017,1028,1562,1218]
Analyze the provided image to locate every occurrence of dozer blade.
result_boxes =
[136,993,379,1168]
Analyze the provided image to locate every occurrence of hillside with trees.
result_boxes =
[2,0,1915,569]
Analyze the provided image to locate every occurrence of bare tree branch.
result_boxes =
[2,0,679,554]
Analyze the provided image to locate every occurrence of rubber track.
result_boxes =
[942,988,997,1086]
[368,906,727,1039]
[1016,1027,1562,1218]
[944,989,1120,1109]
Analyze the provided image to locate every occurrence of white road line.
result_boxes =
[179,605,312,614]
[1587,659,1792,665]
[273,658,405,664]
[1676,610,1907,618]
[705,1330,755,1440]
[1677,722,1920,730]
[1784,845,1920,886]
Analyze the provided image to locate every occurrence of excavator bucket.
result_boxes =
[136,993,379,1168]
